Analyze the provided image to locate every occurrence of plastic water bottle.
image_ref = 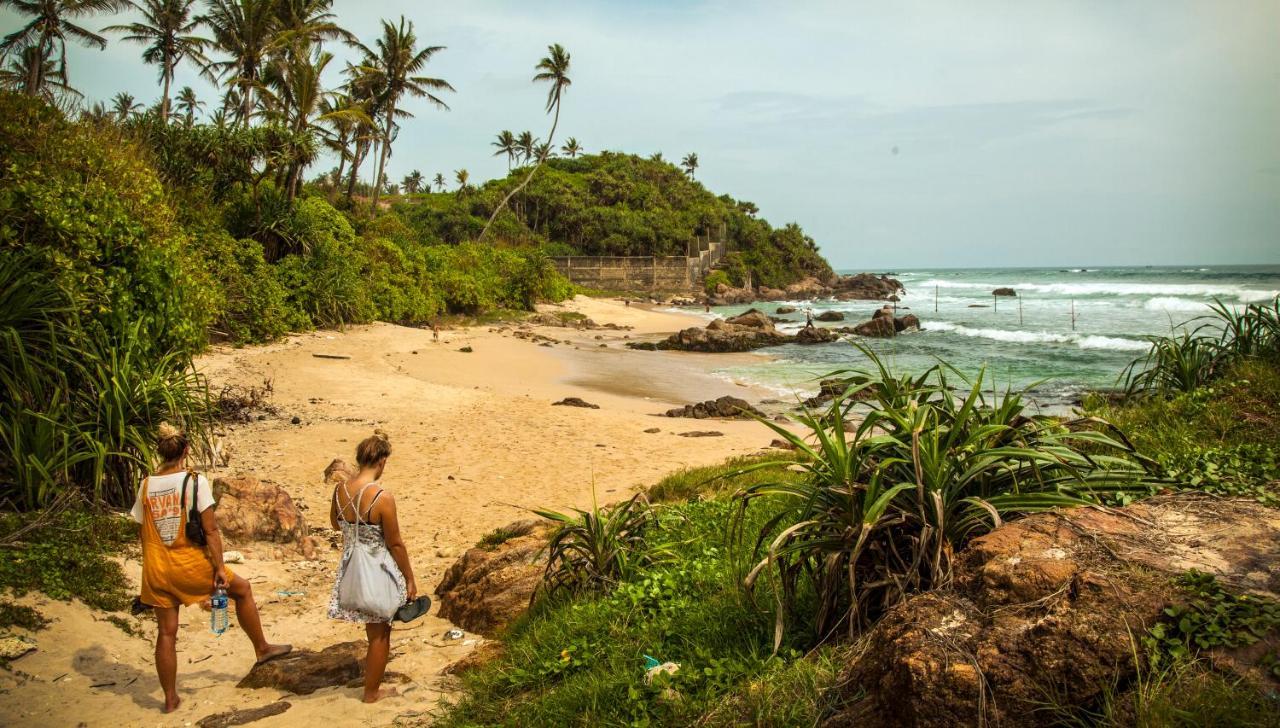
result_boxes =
[210,588,229,635]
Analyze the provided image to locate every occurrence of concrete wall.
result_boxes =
[550,256,693,292]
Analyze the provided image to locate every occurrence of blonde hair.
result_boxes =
[156,422,189,462]
[355,430,391,467]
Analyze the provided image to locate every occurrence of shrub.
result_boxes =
[534,492,664,597]
[735,347,1158,643]
[704,269,731,295]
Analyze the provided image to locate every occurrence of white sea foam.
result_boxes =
[924,321,1148,351]
[1143,297,1210,313]
[915,279,1278,303]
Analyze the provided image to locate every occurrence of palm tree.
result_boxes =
[265,47,336,198]
[174,85,202,124]
[104,0,209,123]
[0,42,79,103]
[1,0,125,97]
[358,16,453,209]
[492,129,516,170]
[401,169,423,194]
[561,136,581,158]
[480,43,571,239]
[534,141,553,162]
[681,152,698,179]
[202,0,280,126]
[432,172,444,192]
[111,90,142,120]
[454,168,469,195]
[266,0,353,125]
[515,130,535,165]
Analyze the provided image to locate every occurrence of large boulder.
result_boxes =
[825,496,1280,728]
[894,314,921,332]
[664,396,763,420]
[238,642,366,695]
[815,311,845,322]
[992,287,1017,297]
[436,520,551,636]
[758,287,788,301]
[213,475,311,551]
[795,326,840,345]
[851,316,896,338]
[784,276,831,299]
[724,308,774,329]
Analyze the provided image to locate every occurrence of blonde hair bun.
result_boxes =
[157,422,183,440]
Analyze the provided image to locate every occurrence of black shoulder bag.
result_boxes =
[181,471,208,547]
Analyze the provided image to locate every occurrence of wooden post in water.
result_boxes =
[1071,299,1076,331]
[934,285,938,313]
[993,293,998,312]
[1018,295,1023,325]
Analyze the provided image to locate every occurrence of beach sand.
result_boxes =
[0,297,787,727]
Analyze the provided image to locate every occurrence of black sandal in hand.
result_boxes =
[394,596,431,623]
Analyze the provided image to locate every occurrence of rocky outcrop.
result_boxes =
[238,642,367,695]
[776,306,797,314]
[664,396,763,420]
[992,287,1017,297]
[832,273,905,301]
[815,311,845,322]
[838,307,921,339]
[213,475,316,557]
[825,496,1280,728]
[436,520,551,636]
[630,309,842,352]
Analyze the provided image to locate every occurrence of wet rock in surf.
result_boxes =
[815,310,845,322]
[992,287,1017,297]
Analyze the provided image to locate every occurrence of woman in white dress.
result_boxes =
[328,432,421,703]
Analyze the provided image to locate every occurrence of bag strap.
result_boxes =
[181,471,200,522]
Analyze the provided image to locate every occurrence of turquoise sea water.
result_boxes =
[699,265,1280,407]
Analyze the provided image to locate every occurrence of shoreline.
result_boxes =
[1,297,783,728]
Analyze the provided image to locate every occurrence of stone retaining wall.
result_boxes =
[550,256,694,292]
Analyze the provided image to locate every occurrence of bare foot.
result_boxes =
[254,643,293,665]
[361,687,398,704]
[162,696,181,713]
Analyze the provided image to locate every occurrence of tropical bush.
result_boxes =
[533,492,664,597]
[735,348,1159,643]
[1124,297,1280,395]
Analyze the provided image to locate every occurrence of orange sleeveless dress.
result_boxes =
[138,477,234,608]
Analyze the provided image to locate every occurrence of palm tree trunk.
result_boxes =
[161,67,172,123]
[346,140,365,199]
[370,101,395,210]
[480,102,560,240]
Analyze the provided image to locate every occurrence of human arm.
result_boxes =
[374,493,416,602]
[329,488,339,530]
[200,505,229,589]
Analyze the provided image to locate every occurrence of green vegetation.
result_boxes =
[534,492,664,597]
[0,507,136,626]
[1145,571,1280,676]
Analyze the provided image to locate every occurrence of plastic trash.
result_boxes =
[210,588,229,635]
[642,654,661,670]
[443,628,465,640]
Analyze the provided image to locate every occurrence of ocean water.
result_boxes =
[701,265,1280,407]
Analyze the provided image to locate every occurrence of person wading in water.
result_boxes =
[132,423,291,713]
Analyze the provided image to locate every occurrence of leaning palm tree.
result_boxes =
[480,43,571,239]
[111,90,142,120]
[432,171,444,192]
[1,0,125,97]
[358,16,453,210]
[103,0,209,122]
[561,136,581,158]
[681,152,698,179]
[492,129,516,170]
[174,85,202,124]
[401,169,423,194]
[454,168,469,195]
[202,0,280,126]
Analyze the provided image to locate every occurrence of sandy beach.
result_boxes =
[0,297,785,728]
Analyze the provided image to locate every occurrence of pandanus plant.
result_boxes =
[734,346,1159,649]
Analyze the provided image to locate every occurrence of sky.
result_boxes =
[4,1,1279,269]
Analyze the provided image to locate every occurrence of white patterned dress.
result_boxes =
[327,483,407,623]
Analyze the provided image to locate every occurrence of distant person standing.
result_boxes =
[432,320,440,343]
[133,423,291,713]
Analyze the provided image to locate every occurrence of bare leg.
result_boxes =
[362,622,394,703]
[153,606,181,713]
[226,574,291,662]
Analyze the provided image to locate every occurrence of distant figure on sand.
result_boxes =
[329,432,425,703]
[432,321,440,343]
[132,423,291,713]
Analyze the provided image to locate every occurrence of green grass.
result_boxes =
[0,601,50,631]
[0,508,136,619]
[645,453,797,503]
[436,497,823,727]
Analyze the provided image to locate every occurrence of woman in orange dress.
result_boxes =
[132,423,291,713]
